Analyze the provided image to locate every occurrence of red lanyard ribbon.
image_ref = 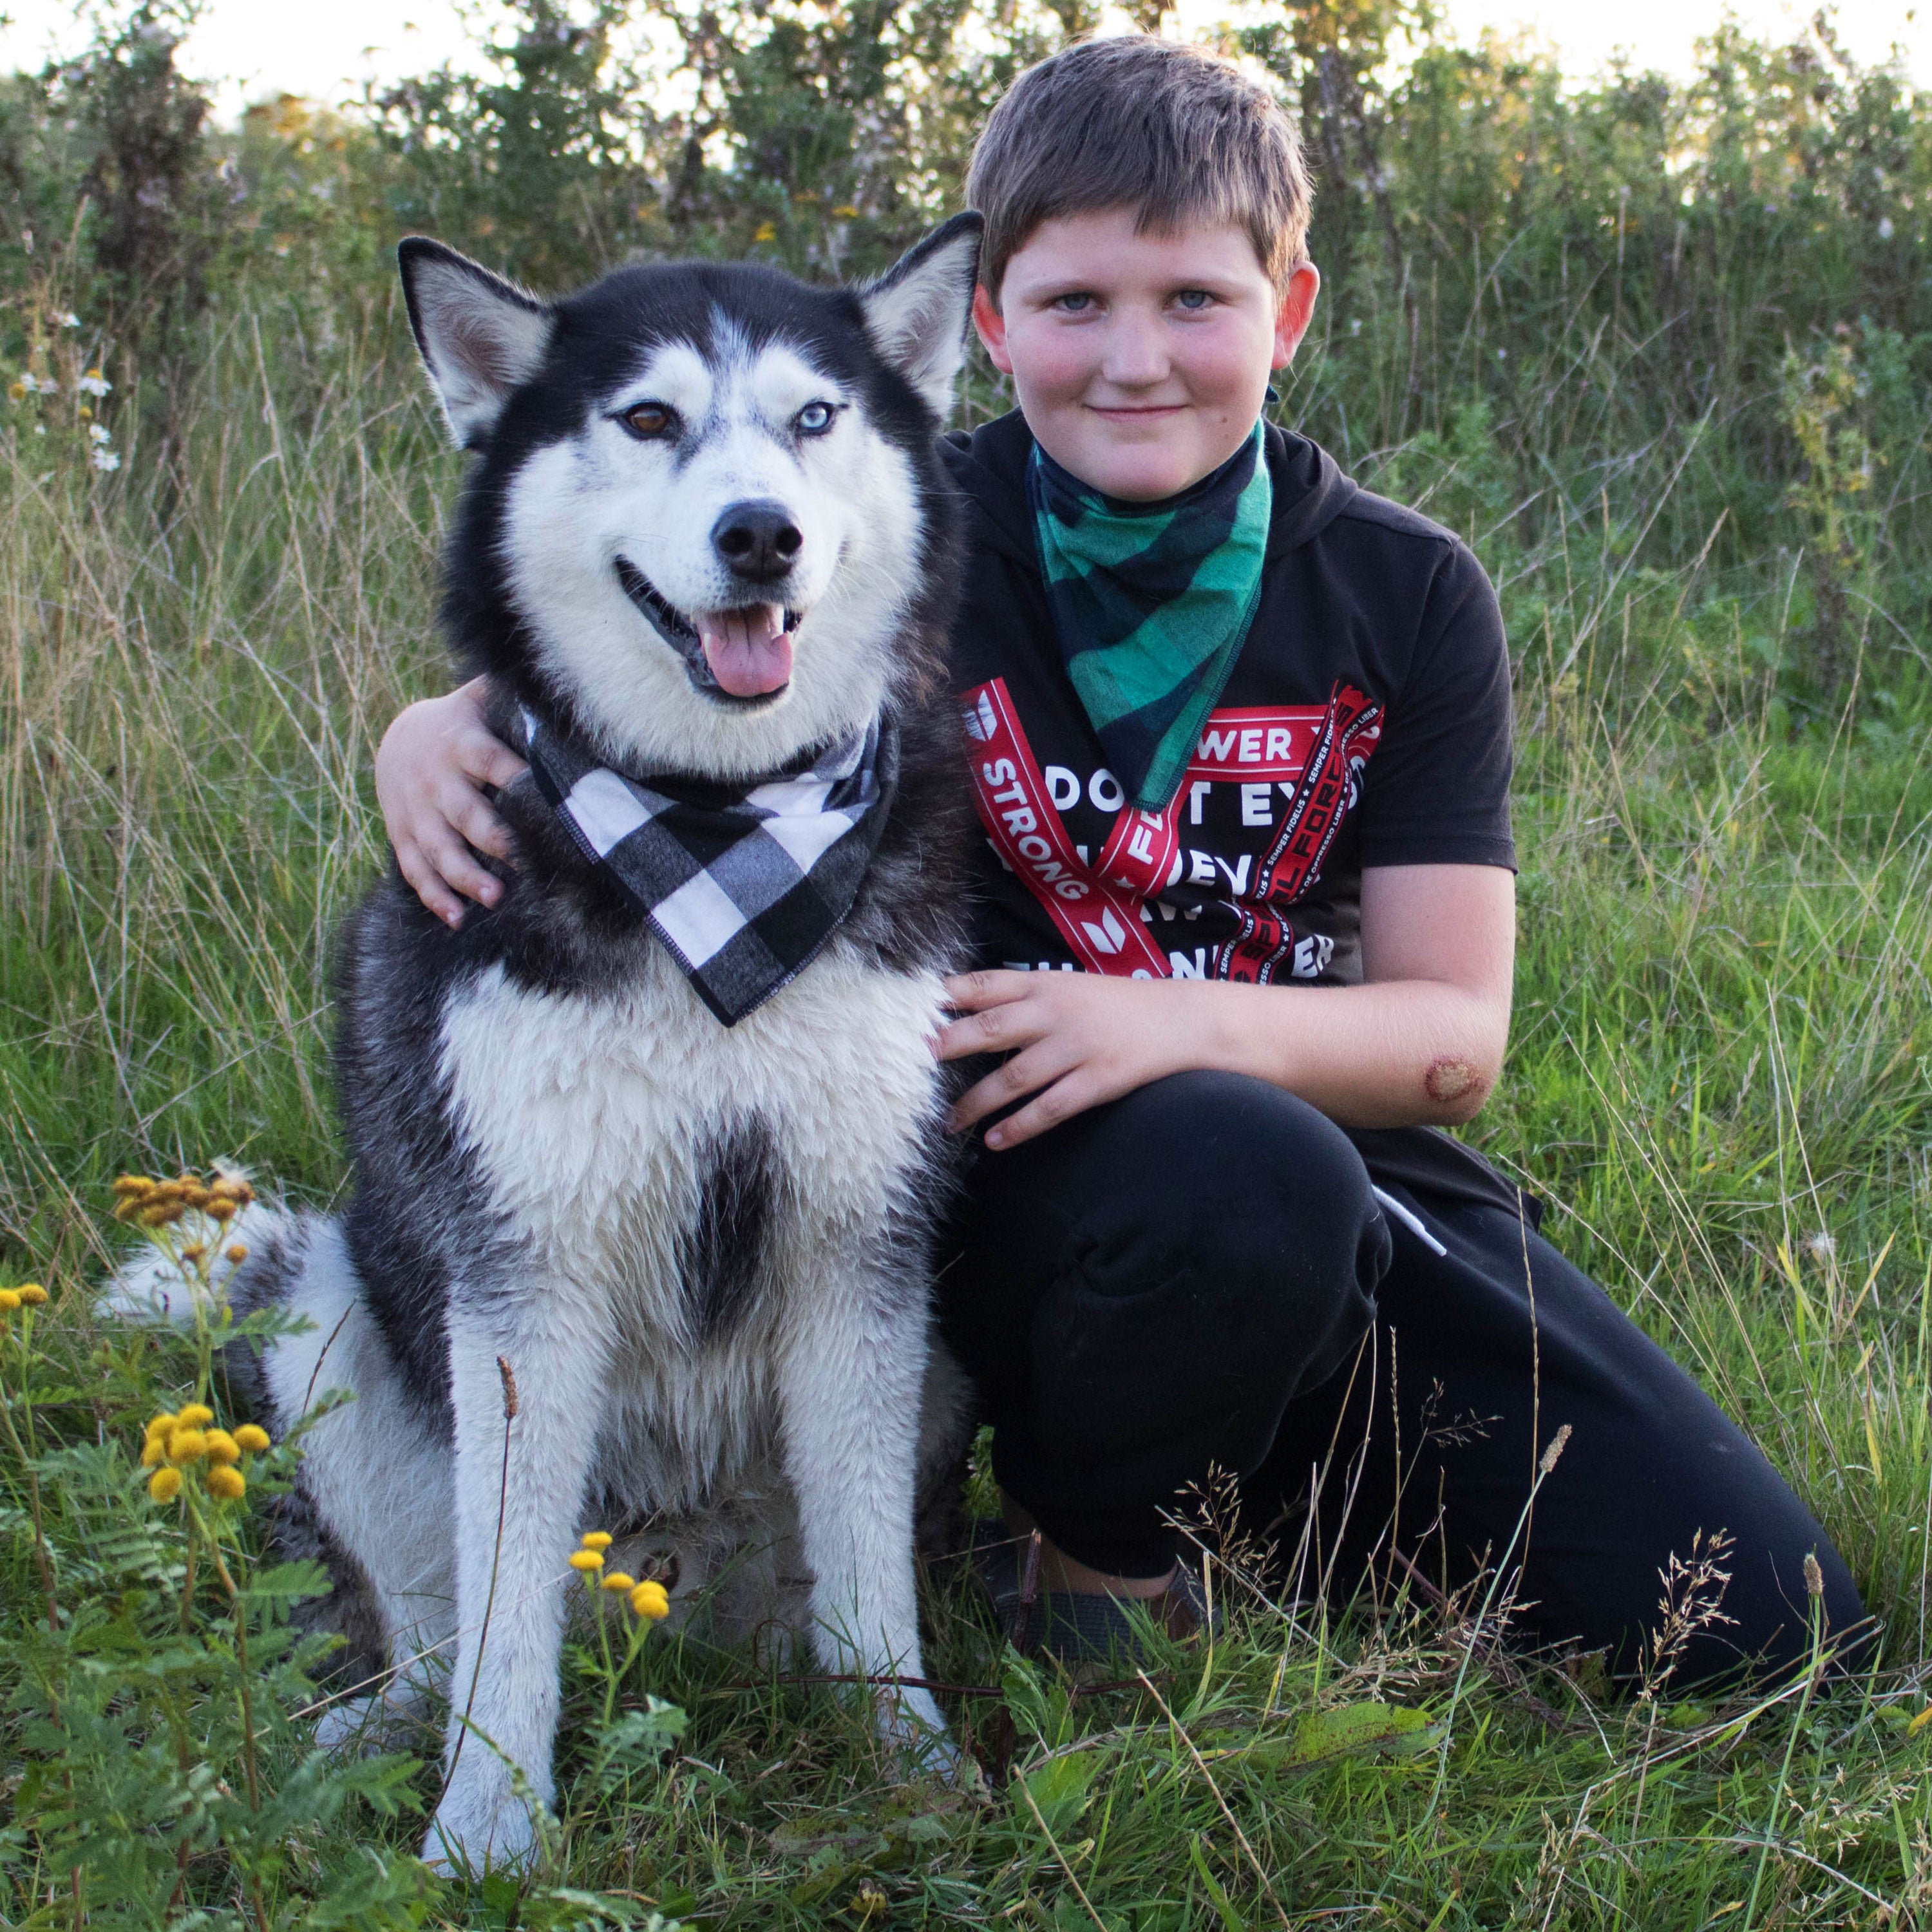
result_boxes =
[959,677,1382,981]
[960,679,1170,977]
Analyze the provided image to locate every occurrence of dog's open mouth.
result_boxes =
[616,558,797,703]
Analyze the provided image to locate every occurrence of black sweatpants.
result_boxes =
[939,1071,1866,1686]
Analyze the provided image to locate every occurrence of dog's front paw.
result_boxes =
[421,1776,539,1877]
[314,1689,433,1757]
[878,1687,959,1781]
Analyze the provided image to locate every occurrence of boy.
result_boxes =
[374,37,1862,1681]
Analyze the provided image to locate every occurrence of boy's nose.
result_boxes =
[1097,314,1171,389]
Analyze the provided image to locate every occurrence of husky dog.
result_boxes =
[112,217,983,1870]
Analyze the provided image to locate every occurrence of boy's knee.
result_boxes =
[1034,1074,1387,1457]
[1070,1070,1382,1299]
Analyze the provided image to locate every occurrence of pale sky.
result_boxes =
[0,0,1922,120]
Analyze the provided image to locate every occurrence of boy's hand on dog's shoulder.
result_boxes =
[375,676,527,928]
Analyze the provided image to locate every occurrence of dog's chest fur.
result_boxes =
[442,940,943,1302]
[435,936,945,1501]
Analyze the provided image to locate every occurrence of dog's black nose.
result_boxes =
[711,500,803,583]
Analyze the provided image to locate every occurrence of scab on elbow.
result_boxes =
[1424,1055,1492,1122]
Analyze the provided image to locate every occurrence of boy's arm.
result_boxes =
[374,676,527,927]
[938,862,1514,1149]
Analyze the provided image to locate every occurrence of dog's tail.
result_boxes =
[99,1195,421,1693]
[99,1195,300,1325]
[97,1193,375,1432]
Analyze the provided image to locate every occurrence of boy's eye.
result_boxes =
[795,400,838,435]
[619,401,678,440]
[1174,290,1215,312]
[1051,292,1095,314]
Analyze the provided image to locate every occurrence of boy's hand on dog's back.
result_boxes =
[375,676,527,927]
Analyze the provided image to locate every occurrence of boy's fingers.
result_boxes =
[943,969,1026,1009]
[458,730,529,791]
[420,828,504,909]
[444,785,516,864]
[947,1042,1065,1133]
[934,1000,1034,1060]
[395,840,467,929]
[981,1074,1095,1150]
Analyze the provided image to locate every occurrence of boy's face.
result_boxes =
[972,208,1320,502]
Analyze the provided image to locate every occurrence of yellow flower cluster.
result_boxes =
[113,1171,254,1230]
[142,1405,272,1503]
[0,1283,49,1320]
[570,1531,671,1620]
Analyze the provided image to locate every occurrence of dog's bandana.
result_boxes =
[516,707,898,1025]
[1028,422,1272,812]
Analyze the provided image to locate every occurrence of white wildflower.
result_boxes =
[77,369,111,398]
[1804,1230,1835,1264]
[59,311,81,328]
[88,423,111,444]
[1878,216,1895,240]
[90,446,120,472]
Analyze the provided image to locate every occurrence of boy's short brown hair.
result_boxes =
[966,36,1312,304]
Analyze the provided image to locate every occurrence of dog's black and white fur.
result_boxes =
[110,216,983,1870]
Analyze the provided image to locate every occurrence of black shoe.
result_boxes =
[967,1518,1218,1667]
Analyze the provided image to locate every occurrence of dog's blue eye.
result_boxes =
[796,401,836,436]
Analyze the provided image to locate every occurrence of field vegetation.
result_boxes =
[3,0,1932,1923]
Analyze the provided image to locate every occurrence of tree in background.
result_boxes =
[1,0,1926,689]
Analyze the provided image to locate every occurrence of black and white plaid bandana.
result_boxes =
[515,706,898,1025]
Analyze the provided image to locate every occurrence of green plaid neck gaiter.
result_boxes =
[1028,423,1272,812]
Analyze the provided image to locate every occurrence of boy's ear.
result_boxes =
[399,238,554,450]
[857,212,983,418]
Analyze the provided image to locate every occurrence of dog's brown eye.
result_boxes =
[621,402,676,439]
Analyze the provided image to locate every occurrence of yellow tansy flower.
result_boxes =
[630,1580,671,1620]
[204,1428,241,1464]
[600,1571,636,1592]
[234,1424,271,1452]
[140,1436,167,1468]
[568,1549,603,1572]
[0,1289,21,1312]
[16,1285,46,1305]
[176,1405,214,1427]
[149,1466,183,1502]
[580,1531,613,1551]
[206,1465,246,1502]
[167,1428,209,1463]
[225,1245,249,1265]
[752,221,777,242]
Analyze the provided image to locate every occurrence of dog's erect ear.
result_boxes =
[398,238,554,449]
[857,212,983,419]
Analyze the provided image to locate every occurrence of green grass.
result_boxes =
[5,301,1932,1927]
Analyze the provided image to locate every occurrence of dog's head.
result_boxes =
[401,216,980,777]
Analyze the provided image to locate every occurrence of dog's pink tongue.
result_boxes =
[697,605,793,696]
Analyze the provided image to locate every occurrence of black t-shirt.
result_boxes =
[940,410,1531,1220]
